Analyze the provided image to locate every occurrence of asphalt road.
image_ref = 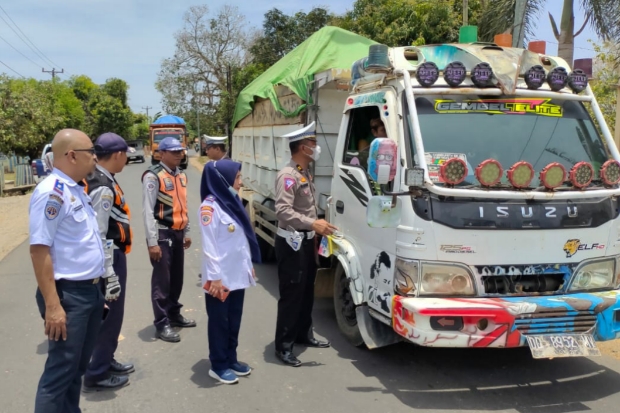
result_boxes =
[3,156,620,413]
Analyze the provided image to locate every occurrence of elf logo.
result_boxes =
[563,239,605,258]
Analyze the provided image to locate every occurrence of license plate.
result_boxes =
[526,334,601,359]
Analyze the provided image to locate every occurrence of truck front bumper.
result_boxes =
[392,292,620,348]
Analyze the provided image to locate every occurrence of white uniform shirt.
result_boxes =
[29,168,105,281]
[199,196,255,291]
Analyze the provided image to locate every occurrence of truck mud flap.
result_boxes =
[356,306,401,349]
[315,267,335,298]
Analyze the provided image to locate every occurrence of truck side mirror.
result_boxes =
[368,138,397,185]
[366,196,402,228]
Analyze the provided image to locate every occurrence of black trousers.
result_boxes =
[205,289,245,372]
[274,235,317,352]
[84,249,128,384]
[34,280,104,413]
[151,228,185,329]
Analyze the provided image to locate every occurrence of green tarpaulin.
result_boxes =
[232,26,377,128]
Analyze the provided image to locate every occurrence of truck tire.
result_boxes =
[334,262,365,347]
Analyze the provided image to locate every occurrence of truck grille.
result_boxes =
[514,310,597,335]
[482,273,565,294]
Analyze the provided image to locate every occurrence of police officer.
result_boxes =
[200,135,228,200]
[29,129,105,412]
[274,121,337,367]
[82,133,134,392]
[142,137,195,343]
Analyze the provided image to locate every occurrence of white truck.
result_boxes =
[232,36,620,359]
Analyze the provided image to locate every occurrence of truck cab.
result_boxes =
[149,115,189,169]
[233,39,620,359]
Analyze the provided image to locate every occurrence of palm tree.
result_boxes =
[478,0,620,66]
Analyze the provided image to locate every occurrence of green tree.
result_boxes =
[590,41,619,135]
[0,77,64,157]
[250,7,331,67]
[331,0,478,46]
[480,0,620,66]
[101,78,130,108]
[89,90,134,139]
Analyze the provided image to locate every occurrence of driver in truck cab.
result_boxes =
[273,121,337,367]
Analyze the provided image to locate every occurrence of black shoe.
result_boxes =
[169,314,197,328]
[296,338,331,348]
[157,324,181,342]
[275,351,302,367]
[82,375,129,393]
[109,360,135,375]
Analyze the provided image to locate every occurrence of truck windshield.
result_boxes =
[153,131,184,143]
[409,95,609,187]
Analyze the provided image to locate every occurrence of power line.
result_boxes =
[0,5,61,69]
[0,32,45,69]
[0,59,24,78]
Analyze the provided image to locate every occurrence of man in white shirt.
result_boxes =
[29,129,105,413]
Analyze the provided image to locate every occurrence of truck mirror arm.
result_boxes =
[379,186,423,209]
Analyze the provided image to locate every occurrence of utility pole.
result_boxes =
[142,106,152,123]
[512,0,527,48]
[463,0,468,26]
[42,68,64,79]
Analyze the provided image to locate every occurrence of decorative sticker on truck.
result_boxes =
[368,251,392,314]
[425,152,468,183]
[563,239,605,258]
[434,99,563,117]
[346,91,386,109]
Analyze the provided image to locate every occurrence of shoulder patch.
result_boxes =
[45,195,63,220]
[53,179,64,195]
[102,199,112,211]
[284,177,296,191]
[201,209,213,226]
[146,181,156,192]
[200,205,214,212]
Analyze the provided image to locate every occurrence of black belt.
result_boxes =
[57,277,100,285]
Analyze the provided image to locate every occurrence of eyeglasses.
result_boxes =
[376,154,393,161]
[65,145,101,156]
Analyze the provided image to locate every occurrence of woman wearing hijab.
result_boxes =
[199,159,261,384]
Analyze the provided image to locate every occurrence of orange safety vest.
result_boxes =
[143,164,188,230]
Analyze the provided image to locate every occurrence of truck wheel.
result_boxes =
[140,157,145,163]
[334,263,365,347]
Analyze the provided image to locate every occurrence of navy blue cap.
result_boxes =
[159,137,185,152]
[95,133,133,154]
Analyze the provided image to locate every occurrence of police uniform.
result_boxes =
[274,123,323,357]
[200,135,228,201]
[83,140,134,388]
[142,142,193,338]
[30,168,105,412]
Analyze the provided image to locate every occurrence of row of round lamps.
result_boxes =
[439,158,620,189]
[415,61,588,93]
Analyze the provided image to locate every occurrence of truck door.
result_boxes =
[330,92,398,318]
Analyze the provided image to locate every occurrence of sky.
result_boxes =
[0,0,599,117]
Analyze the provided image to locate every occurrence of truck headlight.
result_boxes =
[420,262,475,296]
[395,258,418,295]
[569,259,616,291]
